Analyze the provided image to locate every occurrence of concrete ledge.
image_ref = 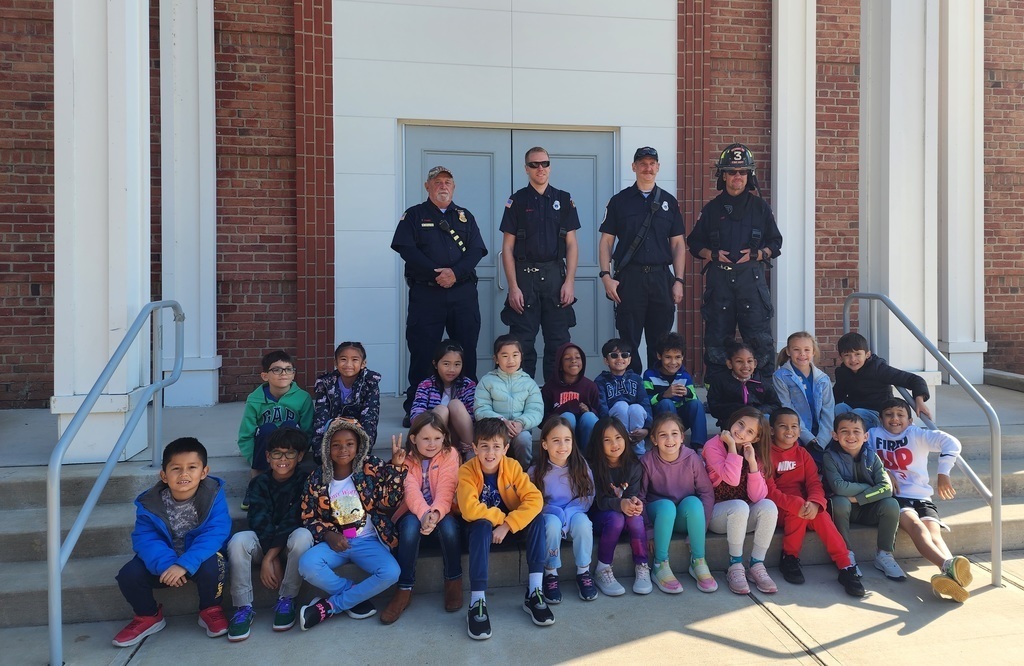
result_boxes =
[985,369,1024,393]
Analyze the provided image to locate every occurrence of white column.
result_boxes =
[771,0,816,338]
[859,0,941,407]
[51,0,151,462]
[160,0,221,406]
[937,0,986,384]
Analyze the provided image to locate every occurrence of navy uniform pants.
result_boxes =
[701,262,775,382]
[614,265,674,374]
[501,261,575,380]
[403,280,480,414]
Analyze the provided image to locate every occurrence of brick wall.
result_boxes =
[984,0,1024,374]
[0,3,54,407]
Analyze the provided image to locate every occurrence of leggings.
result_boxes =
[647,496,706,563]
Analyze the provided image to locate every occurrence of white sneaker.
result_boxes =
[594,566,626,596]
[848,550,862,577]
[874,550,907,581]
[633,563,653,595]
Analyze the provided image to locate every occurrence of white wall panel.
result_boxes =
[336,117,397,175]
[510,70,675,127]
[334,231,400,288]
[335,287,400,343]
[335,174,398,231]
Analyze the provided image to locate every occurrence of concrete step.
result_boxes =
[940,424,1024,459]
[5,496,1021,628]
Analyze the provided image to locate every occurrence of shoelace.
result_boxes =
[600,569,616,583]
[531,590,547,607]
[274,598,293,615]
[231,607,253,624]
[474,601,487,620]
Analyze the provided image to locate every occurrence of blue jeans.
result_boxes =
[560,411,600,454]
[609,402,648,431]
[543,511,593,570]
[116,553,225,616]
[653,398,708,447]
[467,515,545,592]
[298,537,399,612]
[394,512,462,588]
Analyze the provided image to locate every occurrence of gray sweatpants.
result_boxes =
[227,527,313,607]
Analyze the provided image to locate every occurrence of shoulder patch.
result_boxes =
[505,198,513,208]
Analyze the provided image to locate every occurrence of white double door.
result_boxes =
[403,125,616,381]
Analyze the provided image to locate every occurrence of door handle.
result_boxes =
[497,250,505,291]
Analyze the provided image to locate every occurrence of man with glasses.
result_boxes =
[687,143,783,382]
[499,146,581,379]
[392,165,488,426]
[599,146,687,374]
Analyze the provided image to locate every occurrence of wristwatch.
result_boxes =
[598,270,611,279]
[674,277,685,286]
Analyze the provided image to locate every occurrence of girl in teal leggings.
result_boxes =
[638,413,717,593]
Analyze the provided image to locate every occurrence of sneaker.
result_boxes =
[576,570,598,601]
[272,596,296,631]
[746,562,778,594]
[523,588,555,626]
[299,598,333,631]
[198,606,229,638]
[689,558,718,593]
[467,599,491,640]
[227,606,255,642]
[594,567,626,597]
[726,563,749,595]
[848,550,862,576]
[112,607,166,647]
[779,553,805,585]
[931,573,970,603]
[633,563,653,595]
[542,572,562,604]
[344,599,377,619]
[652,560,683,594]
[873,551,907,581]
[945,555,974,588]
[838,565,866,597]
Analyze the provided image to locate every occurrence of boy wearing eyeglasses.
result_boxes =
[595,338,653,455]
[226,427,314,640]
[237,350,315,474]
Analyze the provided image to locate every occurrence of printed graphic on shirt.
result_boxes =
[776,460,797,473]
[555,390,580,408]
[329,477,370,538]
[480,475,503,509]
[258,405,297,426]
[602,377,640,400]
[873,435,913,480]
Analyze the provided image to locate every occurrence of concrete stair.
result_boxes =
[4,386,1022,629]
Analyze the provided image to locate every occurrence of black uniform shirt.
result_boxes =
[499,185,580,263]
[687,191,783,262]
[599,183,685,266]
[391,200,488,282]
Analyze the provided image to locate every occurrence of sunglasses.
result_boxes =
[526,160,551,169]
[268,450,300,460]
[723,169,748,176]
[606,351,631,359]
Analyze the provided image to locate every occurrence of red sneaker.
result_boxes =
[112,606,166,647]
[198,605,229,637]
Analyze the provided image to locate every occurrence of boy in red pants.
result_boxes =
[767,408,865,597]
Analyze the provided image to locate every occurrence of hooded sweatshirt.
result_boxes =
[237,381,314,464]
[766,443,825,515]
[541,342,601,419]
[594,369,653,422]
[300,419,406,548]
[832,354,929,413]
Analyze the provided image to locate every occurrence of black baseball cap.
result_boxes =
[633,146,659,162]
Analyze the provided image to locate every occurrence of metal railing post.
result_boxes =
[152,314,163,469]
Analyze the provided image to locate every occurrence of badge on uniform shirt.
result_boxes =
[458,210,467,223]
[553,200,561,211]
[505,198,513,208]
[661,201,670,212]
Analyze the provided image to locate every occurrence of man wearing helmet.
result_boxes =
[598,146,687,374]
[687,143,783,383]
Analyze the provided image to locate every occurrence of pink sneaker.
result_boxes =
[726,562,750,594]
[746,562,778,594]
[688,558,718,593]
[652,560,684,594]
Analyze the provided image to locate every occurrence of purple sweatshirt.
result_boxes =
[638,448,714,526]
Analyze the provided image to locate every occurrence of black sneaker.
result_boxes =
[576,571,598,601]
[299,598,333,631]
[344,600,377,619]
[779,553,805,585]
[542,573,562,604]
[466,599,491,640]
[838,566,866,597]
[523,588,555,626]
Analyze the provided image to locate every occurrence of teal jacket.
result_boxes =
[474,369,544,430]
[237,382,314,464]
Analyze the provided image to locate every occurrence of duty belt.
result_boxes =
[517,260,560,274]
[619,263,668,273]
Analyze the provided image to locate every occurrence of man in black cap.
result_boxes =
[598,147,687,374]
[499,146,581,379]
[392,165,488,423]
[687,143,783,382]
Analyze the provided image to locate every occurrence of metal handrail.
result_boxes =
[47,301,185,666]
[843,292,1002,586]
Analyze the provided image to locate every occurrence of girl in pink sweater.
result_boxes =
[382,412,462,624]
[701,406,778,595]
